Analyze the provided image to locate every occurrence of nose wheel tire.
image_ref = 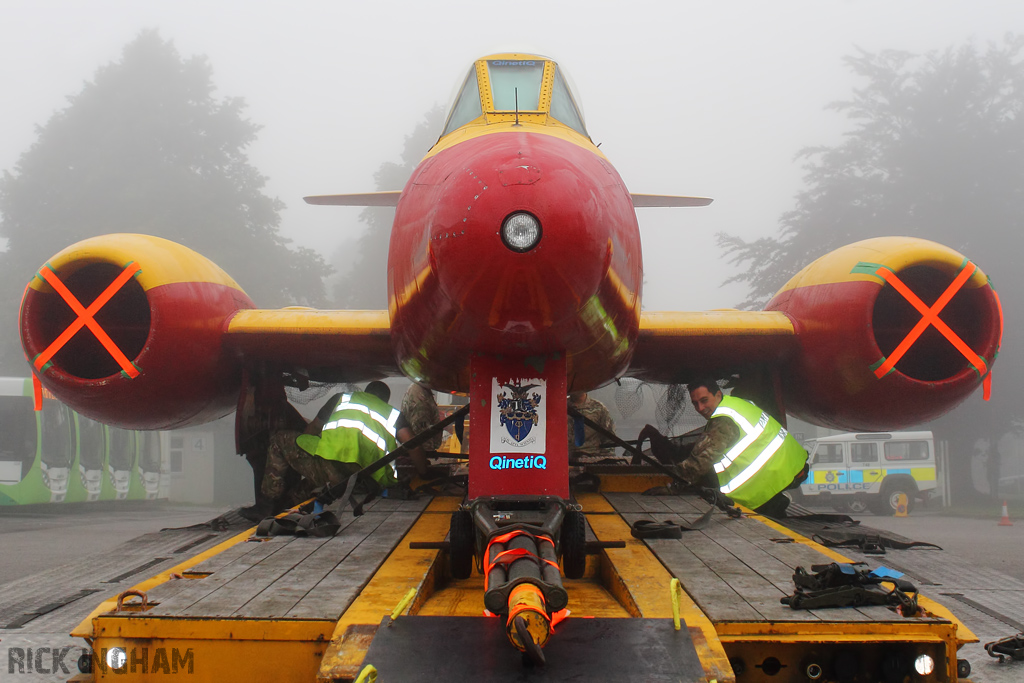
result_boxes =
[561,508,587,579]
[449,509,475,579]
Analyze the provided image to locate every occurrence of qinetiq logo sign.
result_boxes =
[489,455,547,471]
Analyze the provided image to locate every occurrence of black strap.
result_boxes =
[320,404,470,514]
[631,520,684,539]
[787,513,857,524]
[631,505,716,539]
[411,474,469,496]
[568,406,689,486]
[255,510,342,537]
[811,534,943,552]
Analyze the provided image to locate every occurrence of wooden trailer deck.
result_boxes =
[142,497,431,621]
[604,491,933,623]
[65,488,973,682]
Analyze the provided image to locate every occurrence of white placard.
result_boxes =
[490,377,547,454]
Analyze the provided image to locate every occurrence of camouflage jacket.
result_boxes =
[675,417,741,484]
[568,398,616,462]
[400,384,443,451]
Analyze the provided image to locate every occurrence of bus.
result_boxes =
[0,377,168,505]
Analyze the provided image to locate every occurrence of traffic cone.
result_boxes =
[999,501,1013,526]
[895,493,909,517]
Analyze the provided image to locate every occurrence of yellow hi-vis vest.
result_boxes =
[709,395,807,509]
[314,392,400,486]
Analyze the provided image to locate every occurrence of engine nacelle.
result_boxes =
[769,237,1001,431]
[20,234,254,429]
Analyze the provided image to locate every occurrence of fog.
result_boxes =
[4,1,1022,311]
[3,9,1024,666]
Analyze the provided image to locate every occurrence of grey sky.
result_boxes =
[3,1,1021,311]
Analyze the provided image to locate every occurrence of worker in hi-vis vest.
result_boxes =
[676,377,808,517]
[245,381,427,521]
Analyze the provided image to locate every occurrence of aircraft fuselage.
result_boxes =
[387,125,643,393]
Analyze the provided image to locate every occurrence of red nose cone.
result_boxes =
[428,132,618,350]
[388,129,642,391]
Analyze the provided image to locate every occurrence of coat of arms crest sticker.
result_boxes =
[490,377,547,454]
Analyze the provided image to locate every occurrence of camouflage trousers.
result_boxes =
[261,430,359,502]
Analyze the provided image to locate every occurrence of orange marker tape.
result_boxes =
[873,263,987,380]
[32,374,42,412]
[34,263,142,378]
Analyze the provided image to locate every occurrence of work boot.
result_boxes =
[238,500,274,523]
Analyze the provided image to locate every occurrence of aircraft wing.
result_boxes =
[223,309,399,382]
[304,192,402,206]
[630,194,713,207]
[626,310,797,383]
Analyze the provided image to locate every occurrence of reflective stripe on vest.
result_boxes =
[712,408,769,474]
[322,394,401,446]
[707,395,807,509]
[719,427,787,494]
[316,392,401,485]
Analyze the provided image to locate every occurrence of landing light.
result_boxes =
[501,212,541,252]
[914,653,935,675]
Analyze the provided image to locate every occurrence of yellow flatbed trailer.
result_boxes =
[67,477,974,682]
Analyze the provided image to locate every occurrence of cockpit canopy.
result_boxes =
[442,54,588,138]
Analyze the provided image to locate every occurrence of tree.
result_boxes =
[718,37,1024,499]
[330,105,446,308]
[0,30,330,372]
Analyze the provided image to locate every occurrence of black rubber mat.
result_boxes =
[362,616,706,682]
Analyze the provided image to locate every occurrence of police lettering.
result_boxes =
[813,483,871,491]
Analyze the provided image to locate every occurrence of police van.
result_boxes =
[796,431,937,514]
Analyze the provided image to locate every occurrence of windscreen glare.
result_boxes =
[488,60,544,111]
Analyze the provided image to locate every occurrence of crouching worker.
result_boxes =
[677,377,808,517]
[245,381,426,521]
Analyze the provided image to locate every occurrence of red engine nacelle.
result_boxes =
[19,234,253,429]
[769,237,1002,431]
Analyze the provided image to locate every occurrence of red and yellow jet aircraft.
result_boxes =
[18,53,1002,655]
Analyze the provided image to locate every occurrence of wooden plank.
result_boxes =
[663,514,812,622]
[720,518,890,621]
[148,538,296,615]
[603,492,646,514]
[396,497,433,513]
[183,537,268,575]
[659,495,709,516]
[182,536,335,617]
[628,493,675,514]
[234,513,392,618]
[620,512,762,621]
[144,575,209,604]
[288,511,422,619]
[728,515,922,622]
[617,496,890,623]
[687,516,819,622]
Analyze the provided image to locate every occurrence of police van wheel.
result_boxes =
[449,510,475,579]
[871,482,916,515]
[562,509,587,579]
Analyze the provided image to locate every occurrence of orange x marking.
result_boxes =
[873,262,987,383]
[32,373,43,411]
[33,263,141,378]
